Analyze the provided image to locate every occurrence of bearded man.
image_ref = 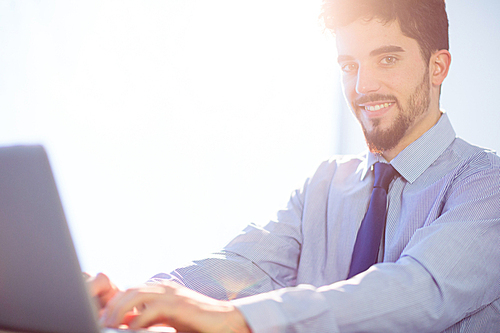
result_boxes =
[90,0,500,332]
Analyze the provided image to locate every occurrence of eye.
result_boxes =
[340,62,358,74]
[380,56,398,65]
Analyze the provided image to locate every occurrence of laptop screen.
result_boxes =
[0,145,101,333]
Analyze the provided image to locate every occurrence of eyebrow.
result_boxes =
[337,45,406,63]
[370,45,405,57]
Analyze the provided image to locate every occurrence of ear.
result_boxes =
[430,49,451,86]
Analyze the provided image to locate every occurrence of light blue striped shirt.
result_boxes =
[152,113,500,332]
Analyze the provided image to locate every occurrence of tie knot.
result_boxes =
[373,162,397,191]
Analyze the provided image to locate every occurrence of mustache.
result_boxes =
[354,94,397,105]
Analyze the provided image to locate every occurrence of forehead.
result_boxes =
[335,18,421,60]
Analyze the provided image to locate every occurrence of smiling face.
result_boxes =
[336,18,443,159]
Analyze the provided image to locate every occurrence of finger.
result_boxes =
[128,302,178,331]
[103,287,165,327]
[82,272,92,281]
[88,273,112,297]
[89,273,121,310]
[128,297,235,333]
[122,311,141,326]
[127,286,218,331]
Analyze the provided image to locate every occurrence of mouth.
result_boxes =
[357,101,395,117]
[363,102,393,112]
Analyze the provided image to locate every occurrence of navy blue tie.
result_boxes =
[348,162,398,278]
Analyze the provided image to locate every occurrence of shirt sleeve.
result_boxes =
[148,176,310,301]
[232,155,500,333]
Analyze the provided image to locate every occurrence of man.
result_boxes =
[90,0,500,331]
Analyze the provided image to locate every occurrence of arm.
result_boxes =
[149,176,310,300]
[232,159,500,332]
[149,248,290,301]
[100,155,500,332]
[93,165,321,331]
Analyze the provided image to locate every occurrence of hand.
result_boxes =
[100,281,251,333]
[85,272,121,311]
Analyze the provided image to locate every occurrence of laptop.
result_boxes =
[0,145,172,333]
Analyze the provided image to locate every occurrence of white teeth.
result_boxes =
[365,102,392,111]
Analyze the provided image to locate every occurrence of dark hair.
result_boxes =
[320,0,449,62]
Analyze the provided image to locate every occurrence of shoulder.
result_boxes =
[434,138,500,197]
[446,138,500,176]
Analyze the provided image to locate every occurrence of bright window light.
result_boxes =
[0,1,339,288]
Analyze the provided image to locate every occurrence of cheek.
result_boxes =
[388,65,428,94]
[341,78,357,102]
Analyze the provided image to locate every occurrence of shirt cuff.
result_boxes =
[231,292,289,333]
[231,285,340,333]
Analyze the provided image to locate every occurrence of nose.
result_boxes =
[355,66,381,95]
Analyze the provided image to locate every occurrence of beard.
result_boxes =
[353,71,431,154]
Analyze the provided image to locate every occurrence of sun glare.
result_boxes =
[0,0,338,288]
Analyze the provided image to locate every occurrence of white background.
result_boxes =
[1,0,499,288]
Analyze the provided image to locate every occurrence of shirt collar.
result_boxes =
[360,112,456,183]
